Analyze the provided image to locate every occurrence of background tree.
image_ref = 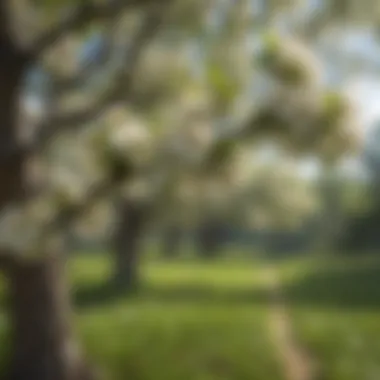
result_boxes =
[337,123,380,252]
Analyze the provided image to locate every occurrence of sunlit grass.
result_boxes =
[3,251,380,380]
[0,253,282,380]
[79,303,279,380]
[72,254,281,380]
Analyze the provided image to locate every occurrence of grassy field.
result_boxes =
[72,256,281,380]
[277,254,380,380]
[1,253,380,380]
[0,255,282,380]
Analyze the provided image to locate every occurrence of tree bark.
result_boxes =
[196,219,225,259]
[316,165,343,252]
[111,200,148,291]
[4,254,94,380]
[0,13,94,380]
[161,225,182,258]
[0,39,26,210]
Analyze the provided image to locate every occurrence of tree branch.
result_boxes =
[27,0,169,59]
[49,181,112,235]
[0,249,18,273]
[0,2,9,40]
[33,4,170,151]
[0,179,116,272]
[40,18,119,104]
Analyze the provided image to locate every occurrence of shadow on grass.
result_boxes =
[73,281,136,308]
[282,264,380,310]
[73,259,380,311]
[73,281,269,309]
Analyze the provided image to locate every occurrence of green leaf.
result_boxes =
[204,139,237,171]
[322,91,348,120]
[262,31,281,53]
[206,62,239,108]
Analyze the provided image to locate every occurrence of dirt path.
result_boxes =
[263,267,318,380]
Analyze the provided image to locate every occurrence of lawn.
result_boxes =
[0,255,282,380]
[73,256,282,380]
[277,254,380,380]
[1,253,380,380]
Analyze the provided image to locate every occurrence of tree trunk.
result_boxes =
[5,254,94,380]
[317,165,343,252]
[197,219,224,259]
[0,37,26,211]
[161,225,182,258]
[0,17,95,380]
[111,200,148,291]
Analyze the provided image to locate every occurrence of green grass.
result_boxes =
[74,256,281,380]
[276,254,380,380]
[3,252,380,380]
[0,255,282,380]
[80,303,278,380]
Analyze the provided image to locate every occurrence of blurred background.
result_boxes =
[1,1,380,379]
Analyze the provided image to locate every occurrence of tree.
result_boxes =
[0,2,172,379]
[0,1,369,378]
[337,123,380,251]
[104,0,365,266]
